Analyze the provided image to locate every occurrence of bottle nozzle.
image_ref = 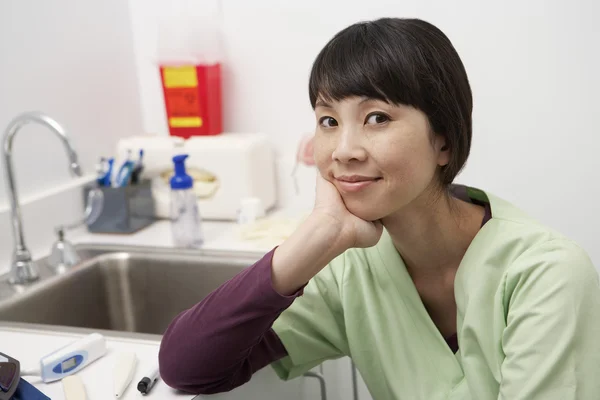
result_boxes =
[170,154,193,190]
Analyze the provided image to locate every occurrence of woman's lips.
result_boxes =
[334,176,381,193]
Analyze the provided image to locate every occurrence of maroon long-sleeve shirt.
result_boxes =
[158,247,300,394]
[159,193,491,395]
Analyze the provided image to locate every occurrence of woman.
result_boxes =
[158,18,600,399]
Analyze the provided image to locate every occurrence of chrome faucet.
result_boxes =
[2,112,82,285]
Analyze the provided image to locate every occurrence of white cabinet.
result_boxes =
[298,357,374,400]
[301,368,326,400]
[202,367,303,400]
[355,367,373,400]
[299,357,354,400]
[323,357,354,400]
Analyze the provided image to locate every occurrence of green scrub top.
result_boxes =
[271,187,600,399]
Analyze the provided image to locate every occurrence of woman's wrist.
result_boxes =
[271,213,348,296]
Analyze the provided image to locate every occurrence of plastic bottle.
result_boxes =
[170,154,203,248]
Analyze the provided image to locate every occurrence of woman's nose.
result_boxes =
[332,130,367,163]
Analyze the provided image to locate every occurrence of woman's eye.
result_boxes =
[365,113,390,125]
[319,116,338,128]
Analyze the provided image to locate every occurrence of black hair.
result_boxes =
[308,18,473,185]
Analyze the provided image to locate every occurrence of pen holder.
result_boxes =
[83,180,156,234]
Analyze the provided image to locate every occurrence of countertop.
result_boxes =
[2,326,300,400]
[1,215,306,399]
[70,214,303,254]
[3,326,186,399]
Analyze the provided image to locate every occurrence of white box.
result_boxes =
[116,133,277,221]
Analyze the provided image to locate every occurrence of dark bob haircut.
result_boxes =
[308,18,472,185]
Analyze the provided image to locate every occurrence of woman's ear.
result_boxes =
[436,136,450,167]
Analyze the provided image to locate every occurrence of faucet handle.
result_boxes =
[47,227,80,273]
[47,188,103,273]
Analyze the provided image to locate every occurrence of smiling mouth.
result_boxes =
[334,176,382,193]
[335,174,382,182]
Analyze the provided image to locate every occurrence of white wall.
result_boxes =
[128,0,600,270]
[0,0,143,270]
[2,1,596,267]
[0,0,144,203]
[0,2,597,399]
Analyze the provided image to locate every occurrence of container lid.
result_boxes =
[170,154,193,190]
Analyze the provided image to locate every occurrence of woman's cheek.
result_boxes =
[312,136,332,169]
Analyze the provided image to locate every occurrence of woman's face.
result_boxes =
[313,96,449,221]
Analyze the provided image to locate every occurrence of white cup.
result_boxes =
[237,197,265,225]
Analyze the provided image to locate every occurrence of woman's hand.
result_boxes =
[296,133,382,248]
[296,134,316,166]
[313,173,383,249]
[271,172,383,295]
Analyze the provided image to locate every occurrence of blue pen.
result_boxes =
[130,149,144,185]
[115,150,135,187]
[98,158,114,187]
[96,157,106,185]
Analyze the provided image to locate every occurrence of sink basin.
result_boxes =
[0,244,262,338]
[0,245,314,400]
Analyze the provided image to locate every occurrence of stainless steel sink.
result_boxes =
[0,244,262,339]
[0,244,332,400]
[0,244,322,400]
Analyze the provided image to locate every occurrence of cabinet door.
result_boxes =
[322,357,354,400]
[197,366,303,400]
[301,357,356,400]
[356,367,374,400]
[302,367,327,400]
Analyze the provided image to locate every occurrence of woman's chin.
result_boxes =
[345,203,388,222]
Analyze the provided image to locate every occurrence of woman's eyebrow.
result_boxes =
[359,97,386,106]
[315,99,333,108]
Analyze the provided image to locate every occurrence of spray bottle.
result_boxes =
[170,154,203,248]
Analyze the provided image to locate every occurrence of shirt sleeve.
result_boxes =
[158,248,299,394]
[271,256,349,380]
[498,239,600,400]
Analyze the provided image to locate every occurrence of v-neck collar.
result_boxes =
[376,230,465,386]
[373,186,497,385]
